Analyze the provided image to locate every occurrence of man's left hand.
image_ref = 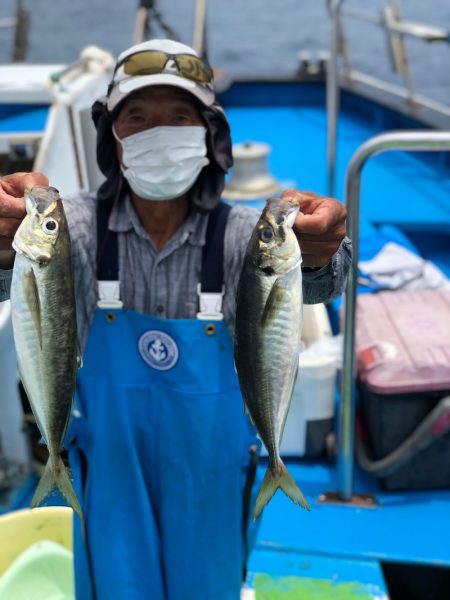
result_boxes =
[281,189,347,268]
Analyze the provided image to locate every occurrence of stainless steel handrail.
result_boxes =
[342,8,450,42]
[193,0,208,58]
[326,0,343,198]
[338,130,450,500]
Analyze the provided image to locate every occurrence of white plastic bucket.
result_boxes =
[0,301,29,464]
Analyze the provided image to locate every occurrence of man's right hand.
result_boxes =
[0,172,49,268]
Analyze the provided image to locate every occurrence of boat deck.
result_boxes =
[252,460,450,567]
[221,83,450,275]
[242,459,450,598]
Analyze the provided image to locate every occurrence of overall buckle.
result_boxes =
[97,280,124,309]
[196,283,224,321]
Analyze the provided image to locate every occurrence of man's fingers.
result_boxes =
[296,211,335,235]
[281,189,319,200]
[300,238,341,255]
[299,234,345,267]
[280,188,303,200]
[296,200,346,233]
[1,171,48,197]
[296,222,347,241]
[0,216,22,238]
[279,188,347,267]
[0,238,15,252]
[0,193,26,219]
[23,172,49,189]
[301,243,333,268]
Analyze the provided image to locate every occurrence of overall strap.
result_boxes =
[201,201,231,293]
[96,200,118,281]
[197,201,231,321]
[96,200,121,308]
[95,200,232,315]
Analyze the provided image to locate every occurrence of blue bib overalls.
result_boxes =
[68,202,259,600]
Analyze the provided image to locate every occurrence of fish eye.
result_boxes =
[42,218,58,235]
[260,226,274,243]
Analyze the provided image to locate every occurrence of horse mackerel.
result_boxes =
[10,186,82,520]
[234,196,310,520]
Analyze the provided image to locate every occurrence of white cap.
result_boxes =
[107,39,215,111]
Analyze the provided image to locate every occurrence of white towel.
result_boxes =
[359,242,450,291]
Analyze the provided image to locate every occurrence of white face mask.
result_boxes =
[113,125,210,201]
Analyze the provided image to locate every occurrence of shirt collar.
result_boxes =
[108,194,208,246]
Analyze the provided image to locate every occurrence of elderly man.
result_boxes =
[0,39,351,600]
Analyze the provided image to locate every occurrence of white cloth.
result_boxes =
[359,242,450,291]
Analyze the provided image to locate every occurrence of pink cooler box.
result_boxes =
[355,289,450,491]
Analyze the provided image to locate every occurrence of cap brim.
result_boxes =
[107,73,215,111]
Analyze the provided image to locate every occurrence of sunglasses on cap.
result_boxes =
[114,50,214,84]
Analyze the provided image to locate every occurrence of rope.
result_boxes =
[135,0,179,43]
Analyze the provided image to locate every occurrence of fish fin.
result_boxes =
[260,278,286,329]
[30,458,55,508]
[253,459,310,521]
[31,456,84,526]
[279,366,300,445]
[22,268,42,349]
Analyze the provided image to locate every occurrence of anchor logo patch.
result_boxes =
[138,330,179,371]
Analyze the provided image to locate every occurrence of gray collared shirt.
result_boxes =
[0,192,352,349]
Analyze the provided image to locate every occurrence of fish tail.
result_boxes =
[34,460,94,596]
[253,459,310,521]
[31,456,84,526]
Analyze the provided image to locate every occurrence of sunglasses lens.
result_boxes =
[123,51,168,76]
[122,51,213,83]
[175,54,213,83]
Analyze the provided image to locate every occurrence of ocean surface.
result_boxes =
[0,0,449,105]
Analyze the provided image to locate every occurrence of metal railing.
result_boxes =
[0,0,29,62]
[338,130,450,500]
[193,0,208,59]
[326,0,450,197]
[326,0,343,199]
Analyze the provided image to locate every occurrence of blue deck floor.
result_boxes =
[253,460,450,568]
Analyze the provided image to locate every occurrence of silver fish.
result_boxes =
[234,196,310,520]
[10,186,82,520]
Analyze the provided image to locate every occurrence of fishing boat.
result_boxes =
[1,1,450,598]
